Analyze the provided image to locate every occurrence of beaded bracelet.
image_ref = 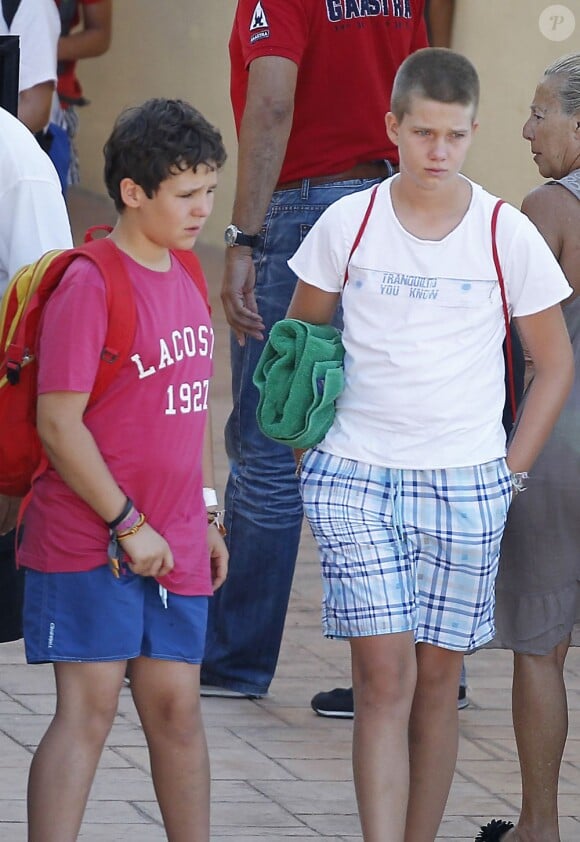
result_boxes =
[107,506,145,579]
[117,513,147,540]
[114,505,141,535]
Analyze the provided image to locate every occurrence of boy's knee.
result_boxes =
[354,654,416,714]
[150,695,203,746]
[416,646,464,697]
[59,696,118,744]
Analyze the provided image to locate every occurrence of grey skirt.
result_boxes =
[490,297,580,654]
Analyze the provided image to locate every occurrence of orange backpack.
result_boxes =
[0,236,208,496]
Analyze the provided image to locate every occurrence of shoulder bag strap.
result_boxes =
[343,183,380,288]
[491,199,517,423]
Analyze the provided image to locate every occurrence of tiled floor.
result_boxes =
[1,188,579,840]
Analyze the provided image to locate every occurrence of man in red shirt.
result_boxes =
[201,0,428,703]
[56,0,111,108]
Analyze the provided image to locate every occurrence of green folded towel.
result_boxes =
[253,318,345,450]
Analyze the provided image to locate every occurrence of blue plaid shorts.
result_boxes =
[300,450,512,650]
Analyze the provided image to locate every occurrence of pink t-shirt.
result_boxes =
[19,250,214,596]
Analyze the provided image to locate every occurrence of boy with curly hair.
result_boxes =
[21,98,227,842]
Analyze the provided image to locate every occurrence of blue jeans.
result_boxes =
[202,176,386,695]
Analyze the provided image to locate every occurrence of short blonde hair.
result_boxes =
[390,48,479,121]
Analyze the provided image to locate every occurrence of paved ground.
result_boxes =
[1,187,579,840]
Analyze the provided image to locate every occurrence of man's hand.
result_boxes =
[221,55,297,344]
[221,248,265,345]
[0,495,22,535]
[121,522,174,578]
[208,525,228,591]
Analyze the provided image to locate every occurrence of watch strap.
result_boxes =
[235,230,260,247]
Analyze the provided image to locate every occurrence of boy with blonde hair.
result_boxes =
[287,49,573,841]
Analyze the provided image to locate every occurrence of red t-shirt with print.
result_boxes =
[229,0,428,184]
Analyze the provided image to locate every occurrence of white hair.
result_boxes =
[544,52,580,116]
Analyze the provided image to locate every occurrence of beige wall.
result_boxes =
[76,1,578,246]
[454,0,578,207]
[75,1,238,247]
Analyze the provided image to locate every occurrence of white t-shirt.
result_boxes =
[0,107,72,294]
[288,177,572,470]
[0,0,60,92]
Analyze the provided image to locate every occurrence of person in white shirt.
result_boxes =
[0,105,72,644]
[286,48,573,842]
[0,107,72,293]
[0,0,60,133]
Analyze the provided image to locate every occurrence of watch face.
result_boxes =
[224,224,238,246]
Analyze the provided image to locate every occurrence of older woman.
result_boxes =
[479,52,580,842]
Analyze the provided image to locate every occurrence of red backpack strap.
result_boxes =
[14,239,136,538]
[172,249,211,312]
[491,199,517,423]
[83,238,137,403]
[84,224,113,242]
[9,241,135,390]
[343,183,380,288]
[59,238,137,404]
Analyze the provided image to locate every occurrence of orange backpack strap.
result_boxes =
[3,250,66,384]
[172,249,211,312]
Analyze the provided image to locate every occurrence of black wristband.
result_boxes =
[107,497,133,530]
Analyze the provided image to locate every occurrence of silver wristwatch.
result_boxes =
[510,471,529,495]
[224,224,261,248]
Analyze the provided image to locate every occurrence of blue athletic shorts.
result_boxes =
[300,449,511,650]
[23,564,208,664]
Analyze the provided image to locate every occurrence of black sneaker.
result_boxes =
[457,683,469,710]
[311,683,469,718]
[311,687,354,718]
